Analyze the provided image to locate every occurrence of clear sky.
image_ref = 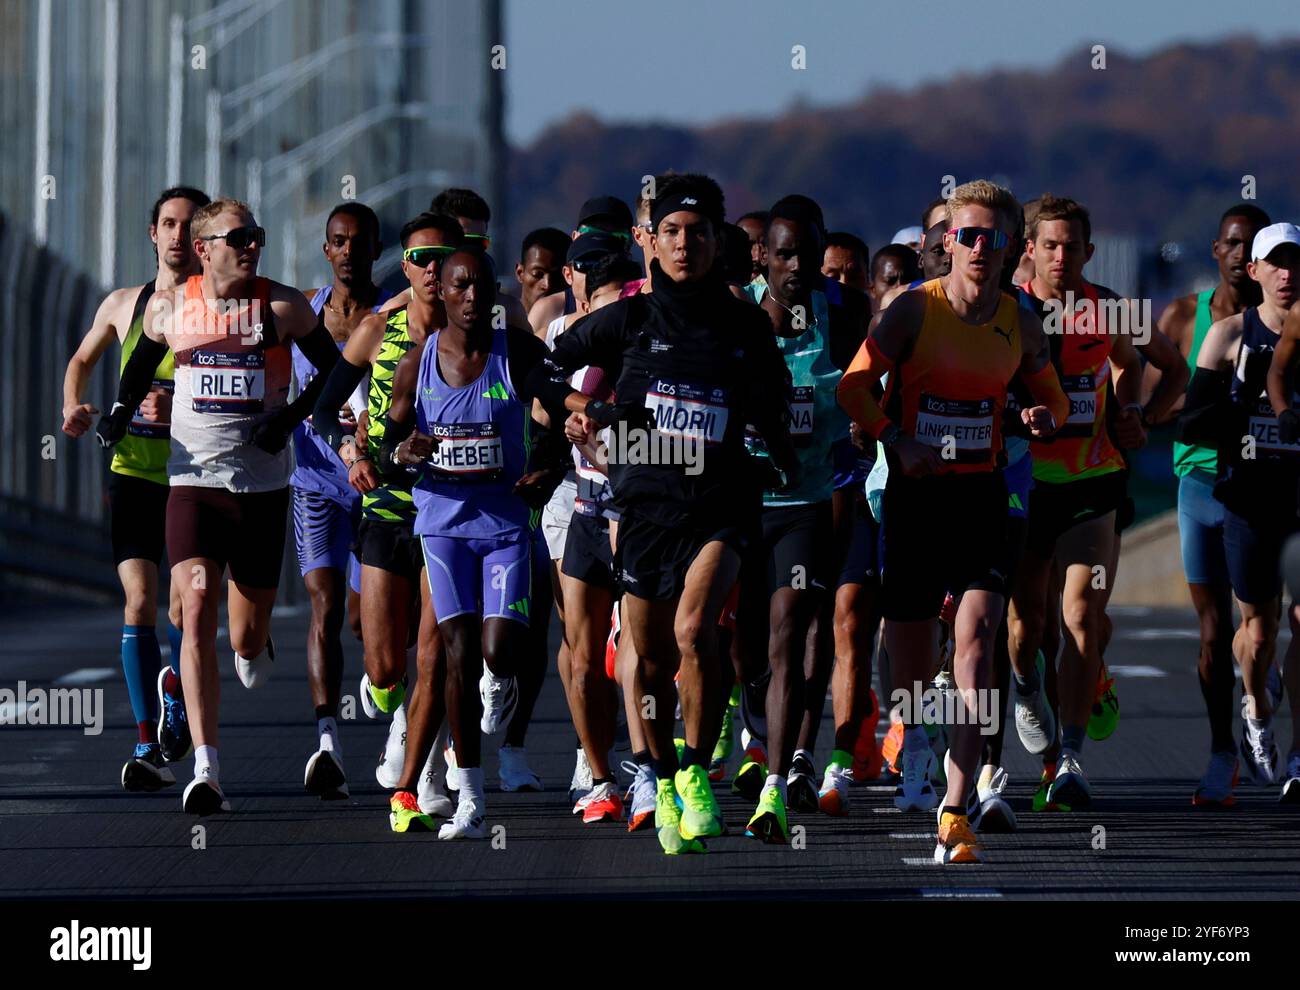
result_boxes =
[503,0,1295,145]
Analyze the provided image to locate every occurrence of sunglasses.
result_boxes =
[201,226,266,250]
[402,244,457,268]
[577,224,631,242]
[948,226,1009,250]
[570,255,612,274]
[463,232,492,250]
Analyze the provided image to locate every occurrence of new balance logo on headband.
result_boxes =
[682,197,697,205]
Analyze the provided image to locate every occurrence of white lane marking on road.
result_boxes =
[866,785,895,792]
[1124,628,1200,640]
[1109,606,1153,617]
[1107,664,1167,678]
[921,889,1003,898]
[901,857,938,866]
[890,833,933,839]
[872,806,901,814]
[53,668,117,685]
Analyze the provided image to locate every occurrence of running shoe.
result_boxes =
[894,735,938,812]
[880,719,904,777]
[569,747,593,806]
[709,695,737,782]
[1047,752,1091,809]
[622,760,657,832]
[655,778,704,855]
[675,764,725,839]
[359,672,380,720]
[1240,698,1280,785]
[1014,650,1056,755]
[818,763,851,816]
[934,811,983,865]
[234,636,274,689]
[444,739,461,795]
[574,780,624,823]
[1192,750,1239,807]
[479,667,518,735]
[498,744,542,792]
[182,775,230,816]
[362,673,406,716]
[1087,664,1119,741]
[375,712,406,790]
[732,737,768,801]
[1031,762,1065,812]
[787,753,819,813]
[974,764,1016,832]
[155,668,191,763]
[121,743,175,792]
[1280,753,1300,805]
[389,790,436,833]
[852,690,883,782]
[418,732,455,817]
[438,794,488,840]
[304,747,348,800]
[745,784,788,844]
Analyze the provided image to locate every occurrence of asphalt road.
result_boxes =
[0,597,1296,901]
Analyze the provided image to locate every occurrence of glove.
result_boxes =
[1279,408,1300,446]
[585,398,655,431]
[95,403,133,449]
[250,411,293,454]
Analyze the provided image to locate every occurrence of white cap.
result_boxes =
[891,225,924,248]
[1251,222,1300,262]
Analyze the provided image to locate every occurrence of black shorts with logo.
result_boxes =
[1026,470,1128,558]
[356,517,424,582]
[616,504,757,602]
[562,508,618,593]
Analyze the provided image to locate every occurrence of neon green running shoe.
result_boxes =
[709,702,736,782]
[1030,762,1070,812]
[389,790,435,833]
[1087,666,1120,741]
[655,778,704,855]
[369,677,406,715]
[745,784,788,844]
[675,764,725,839]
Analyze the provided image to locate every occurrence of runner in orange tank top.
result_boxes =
[838,180,1067,865]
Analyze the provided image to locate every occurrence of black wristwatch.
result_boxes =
[879,423,903,448]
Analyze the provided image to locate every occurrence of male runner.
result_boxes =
[515,227,569,315]
[62,186,208,789]
[1007,194,1175,810]
[294,202,390,799]
[97,198,342,815]
[736,210,770,285]
[312,212,463,799]
[1155,204,1270,804]
[386,248,557,839]
[919,222,952,281]
[531,173,799,855]
[822,232,871,294]
[1182,222,1300,796]
[527,196,636,332]
[869,244,920,309]
[838,179,1068,864]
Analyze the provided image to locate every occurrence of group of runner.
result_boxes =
[61,172,1300,863]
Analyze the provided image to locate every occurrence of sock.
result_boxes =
[121,625,162,729]
[194,744,219,781]
[655,748,680,781]
[461,767,485,802]
[1012,661,1039,696]
[592,774,615,787]
[392,698,408,733]
[166,623,183,676]
[633,749,652,770]
[318,717,339,753]
[764,772,787,799]
[728,682,741,706]
[1061,725,1085,754]
[829,748,854,771]
[681,745,702,771]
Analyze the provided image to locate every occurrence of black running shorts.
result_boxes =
[356,518,424,582]
[165,485,289,589]
[108,471,169,566]
[1026,470,1128,558]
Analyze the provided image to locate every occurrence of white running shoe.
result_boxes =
[374,706,407,790]
[1193,750,1239,807]
[1280,753,1300,805]
[418,724,455,816]
[975,765,1017,832]
[498,744,542,792]
[1240,706,1280,786]
[359,673,380,720]
[479,666,518,735]
[817,764,852,816]
[622,760,657,830]
[182,775,230,816]
[569,747,593,807]
[234,637,274,689]
[1047,751,1091,809]
[304,748,349,800]
[1013,651,1055,755]
[894,733,938,811]
[438,794,488,840]
[444,739,462,794]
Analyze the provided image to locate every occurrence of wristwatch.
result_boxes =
[879,423,903,448]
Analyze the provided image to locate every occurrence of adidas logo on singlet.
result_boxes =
[508,598,530,618]
[483,382,509,400]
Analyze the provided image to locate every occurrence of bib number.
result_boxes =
[427,422,504,480]
[644,379,729,445]
[1059,374,1099,438]
[191,350,265,413]
[788,386,814,445]
[913,393,995,463]
[1249,398,1300,456]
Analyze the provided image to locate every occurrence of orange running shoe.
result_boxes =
[576,781,624,823]
[880,719,905,776]
[934,811,983,864]
[852,689,883,781]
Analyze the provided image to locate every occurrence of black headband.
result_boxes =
[651,190,723,231]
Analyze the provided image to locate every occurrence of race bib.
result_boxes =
[788,386,814,444]
[191,350,264,413]
[1059,374,1099,438]
[1248,398,1300,456]
[427,422,504,480]
[128,378,173,439]
[644,379,729,445]
[913,393,995,463]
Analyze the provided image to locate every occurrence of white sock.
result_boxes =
[461,767,485,803]
[392,698,408,732]
[764,773,787,799]
[318,717,339,753]
[195,744,219,781]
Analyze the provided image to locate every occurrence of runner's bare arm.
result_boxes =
[62,286,133,436]
[837,290,922,439]
[1146,294,1195,423]
[528,290,565,337]
[95,289,174,446]
[1017,304,1068,436]
[1134,321,1188,425]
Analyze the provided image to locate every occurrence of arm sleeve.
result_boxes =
[1020,361,1070,434]
[1178,367,1234,448]
[836,337,896,439]
[280,323,341,428]
[114,335,169,412]
[312,356,368,452]
[525,306,628,415]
